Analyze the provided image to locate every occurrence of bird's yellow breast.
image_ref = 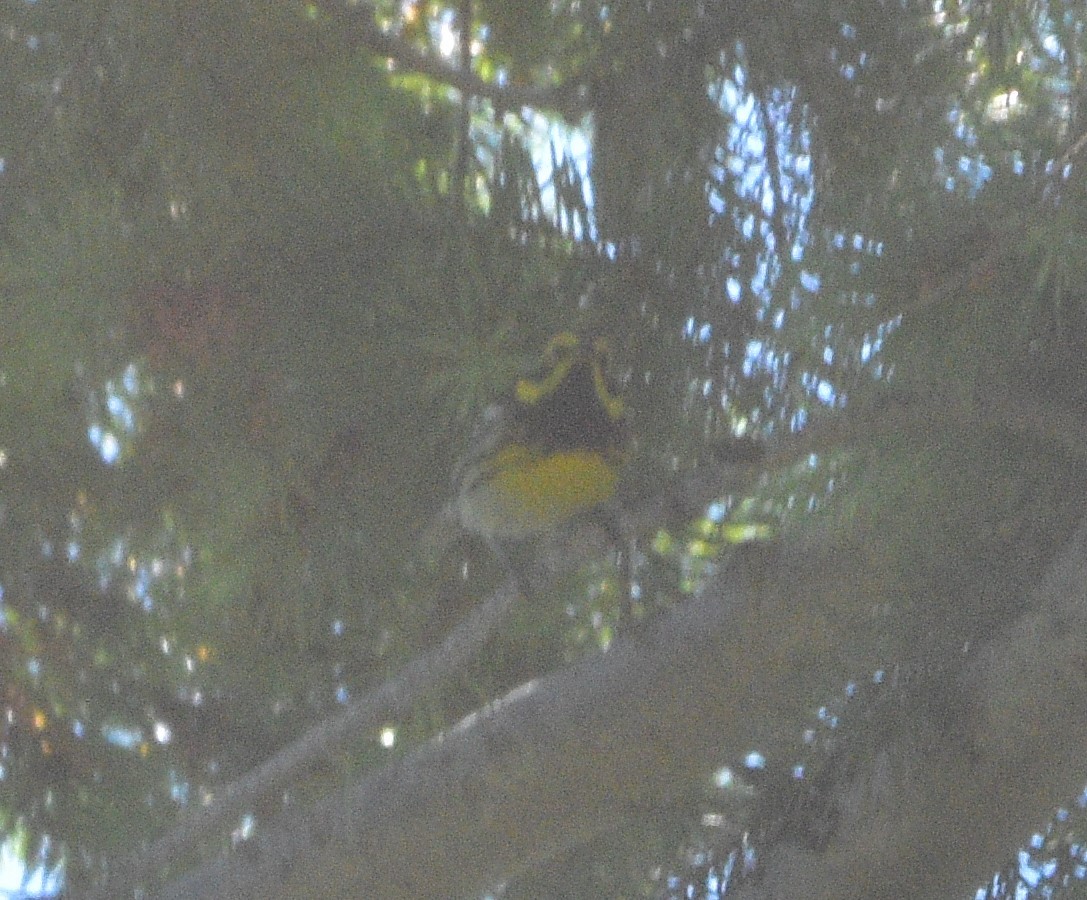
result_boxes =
[464,445,619,538]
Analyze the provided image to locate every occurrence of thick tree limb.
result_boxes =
[79,389,979,899]
[154,544,848,899]
[153,499,1087,900]
[737,507,1087,900]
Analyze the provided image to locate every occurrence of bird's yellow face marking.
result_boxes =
[515,332,579,405]
[590,348,626,422]
[515,333,626,423]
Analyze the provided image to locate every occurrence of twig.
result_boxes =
[309,0,588,118]
[79,578,522,898]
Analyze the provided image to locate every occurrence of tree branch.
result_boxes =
[80,379,1087,898]
[78,387,960,899]
[152,547,821,899]
[151,498,1087,899]
[310,0,588,118]
[736,508,1087,900]
[80,578,522,900]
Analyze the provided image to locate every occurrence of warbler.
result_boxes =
[442,331,630,548]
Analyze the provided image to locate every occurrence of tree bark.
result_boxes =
[154,509,1087,900]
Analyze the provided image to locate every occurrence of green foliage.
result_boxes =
[0,0,1087,896]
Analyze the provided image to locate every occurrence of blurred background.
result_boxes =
[1,0,1086,897]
